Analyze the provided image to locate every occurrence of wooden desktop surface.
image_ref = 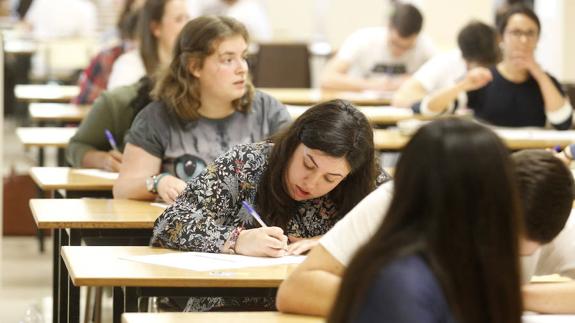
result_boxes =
[62,246,297,288]
[122,312,323,323]
[30,199,163,229]
[260,88,392,106]
[28,103,420,125]
[29,167,116,191]
[29,103,89,123]
[15,84,80,103]
[374,128,575,151]
[16,127,76,148]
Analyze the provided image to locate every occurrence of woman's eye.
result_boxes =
[324,176,335,184]
[303,161,314,170]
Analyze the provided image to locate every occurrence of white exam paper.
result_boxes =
[121,252,305,271]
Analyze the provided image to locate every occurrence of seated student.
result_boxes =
[66,77,153,171]
[422,5,573,129]
[151,99,390,310]
[327,118,523,323]
[320,3,435,92]
[107,0,190,90]
[113,16,291,203]
[72,0,142,104]
[277,148,575,315]
[392,21,499,110]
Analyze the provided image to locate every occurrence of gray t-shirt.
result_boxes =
[126,90,291,180]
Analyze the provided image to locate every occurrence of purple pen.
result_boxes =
[241,201,267,227]
[104,129,119,151]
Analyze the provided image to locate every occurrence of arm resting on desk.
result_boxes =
[523,282,575,314]
[276,244,344,316]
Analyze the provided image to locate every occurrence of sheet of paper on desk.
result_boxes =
[122,252,305,271]
[523,314,575,323]
[73,169,119,180]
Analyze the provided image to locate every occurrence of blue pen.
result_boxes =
[553,145,562,153]
[104,129,119,151]
[241,201,267,227]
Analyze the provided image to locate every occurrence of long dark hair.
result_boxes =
[152,15,254,121]
[329,118,523,323]
[255,99,378,229]
[138,0,170,75]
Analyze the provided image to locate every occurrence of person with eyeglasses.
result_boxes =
[420,4,572,129]
[113,16,291,204]
[320,3,436,92]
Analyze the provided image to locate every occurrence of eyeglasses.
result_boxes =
[506,29,538,41]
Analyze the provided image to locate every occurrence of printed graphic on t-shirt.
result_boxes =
[371,63,407,75]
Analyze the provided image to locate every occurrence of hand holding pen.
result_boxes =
[102,129,123,172]
[234,201,288,257]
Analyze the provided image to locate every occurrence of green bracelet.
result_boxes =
[153,172,170,194]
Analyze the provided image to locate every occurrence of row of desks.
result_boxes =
[15,84,393,106]
[18,126,575,152]
[32,196,575,323]
[27,103,420,125]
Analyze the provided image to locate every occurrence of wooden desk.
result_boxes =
[260,88,392,106]
[122,312,323,323]
[17,127,77,166]
[30,167,116,192]
[15,84,79,103]
[16,127,76,148]
[29,103,89,123]
[373,128,575,151]
[62,246,296,323]
[287,105,425,125]
[32,200,162,323]
[30,198,163,230]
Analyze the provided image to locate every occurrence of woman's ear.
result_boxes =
[188,58,201,78]
[150,21,161,39]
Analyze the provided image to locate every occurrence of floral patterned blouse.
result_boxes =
[150,142,391,311]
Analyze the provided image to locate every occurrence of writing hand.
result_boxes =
[235,227,288,257]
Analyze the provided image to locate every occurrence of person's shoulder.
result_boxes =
[133,101,170,122]
[251,90,284,109]
[375,254,437,293]
[230,142,272,158]
[349,26,387,40]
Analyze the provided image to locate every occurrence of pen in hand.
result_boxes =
[241,201,267,227]
[104,129,119,151]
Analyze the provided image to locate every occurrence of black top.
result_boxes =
[350,254,456,323]
[467,67,571,129]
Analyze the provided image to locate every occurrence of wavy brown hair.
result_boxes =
[151,16,254,121]
[329,118,523,323]
[255,99,378,229]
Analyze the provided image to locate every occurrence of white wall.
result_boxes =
[535,0,575,83]
[262,0,493,50]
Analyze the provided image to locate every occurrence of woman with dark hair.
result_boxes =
[113,16,290,203]
[107,0,189,89]
[328,118,523,323]
[152,99,388,310]
[424,4,572,129]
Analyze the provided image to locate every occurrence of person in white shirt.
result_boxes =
[108,0,189,89]
[392,21,499,112]
[277,149,575,316]
[23,0,97,39]
[320,3,435,92]
[197,0,272,42]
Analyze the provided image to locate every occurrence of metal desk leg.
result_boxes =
[113,287,125,323]
[124,287,139,313]
[67,229,81,323]
[58,229,69,323]
[52,229,61,323]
